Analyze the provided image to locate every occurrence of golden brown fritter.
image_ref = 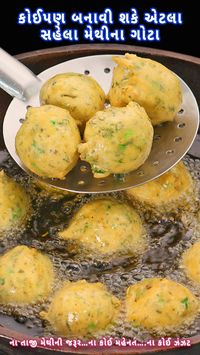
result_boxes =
[126,278,199,330]
[59,198,146,257]
[0,245,54,305]
[108,53,182,125]
[40,73,105,126]
[16,105,81,179]
[42,280,120,336]
[78,102,153,178]
[0,170,30,233]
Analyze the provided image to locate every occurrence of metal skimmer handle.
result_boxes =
[0,48,41,101]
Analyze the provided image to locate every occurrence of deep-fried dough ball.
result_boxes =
[42,280,120,336]
[15,105,81,179]
[125,278,199,330]
[125,162,192,207]
[108,53,182,125]
[40,73,105,126]
[182,241,200,284]
[0,245,54,305]
[59,198,146,257]
[0,170,30,233]
[78,102,153,178]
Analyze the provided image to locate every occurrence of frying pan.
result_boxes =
[0,44,200,355]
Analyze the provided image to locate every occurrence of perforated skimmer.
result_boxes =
[0,48,199,193]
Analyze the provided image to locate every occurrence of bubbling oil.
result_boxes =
[0,150,200,340]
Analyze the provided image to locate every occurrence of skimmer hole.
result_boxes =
[174,136,182,142]
[153,161,159,166]
[19,118,25,123]
[166,149,175,155]
[153,134,161,142]
[104,67,111,73]
[178,123,186,128]
[84,70,90,75]
[178,108,184,114]
[77,180,85,185]
[80,165,88,173]
[104,101,111,108]
[137,170,144,176]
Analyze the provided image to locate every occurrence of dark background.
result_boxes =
[0,0,199,57]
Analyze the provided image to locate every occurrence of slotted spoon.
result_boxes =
[0,48,199,193]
